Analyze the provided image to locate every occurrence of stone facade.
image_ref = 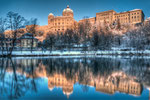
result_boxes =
[47,5,77,33]
[40,7,144,34]
[79,17,96,25]
[79,9,145,25]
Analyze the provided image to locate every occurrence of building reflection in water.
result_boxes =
[47,72,142,98]
[0,58,149,99]
[48,74,76,98]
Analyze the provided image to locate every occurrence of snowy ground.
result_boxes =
[1,50,150,56]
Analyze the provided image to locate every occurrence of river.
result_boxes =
[0,57,149,100]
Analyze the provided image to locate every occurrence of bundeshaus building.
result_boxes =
[34,5,145,33]
[4,5,145,40]
[47,5,77,32]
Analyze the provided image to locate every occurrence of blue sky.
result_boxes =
[0,0,150,26]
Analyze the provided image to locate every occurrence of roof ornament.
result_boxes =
[67,5,69,8]
[63,5,73,13]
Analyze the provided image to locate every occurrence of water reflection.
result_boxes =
[0,57,149,100]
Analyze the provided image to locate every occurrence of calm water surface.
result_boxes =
[0,57,149,100]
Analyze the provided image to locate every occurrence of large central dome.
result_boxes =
[62,5,74,17]
[63,5,73,13]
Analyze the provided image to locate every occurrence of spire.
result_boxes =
[67,5,69,8]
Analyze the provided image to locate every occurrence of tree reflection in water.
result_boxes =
[0,58,39,99]
[0,57,149,99]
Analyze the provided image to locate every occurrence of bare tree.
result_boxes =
[123,25,149,51]
[79,17,91,52]
[72,22,80,48]
[26,18,38,53]
[116,19,121,30]
[6,12,26,56]
[91,29,99,51]
[98,29,113,50]
[64,29,74,51]
[73,31,80,49]
[0,18,6,56]
[44,33,56,53]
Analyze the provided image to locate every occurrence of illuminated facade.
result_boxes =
[38,5,77,33]
[34,6,145,34]
[79,9,145,25]
[4,5,77,39]
[4,6,145,40]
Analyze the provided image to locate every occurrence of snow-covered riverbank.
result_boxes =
[1,50,150,56]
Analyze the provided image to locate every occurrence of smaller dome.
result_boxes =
[49,13,54,16]
[63,5,73,13]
